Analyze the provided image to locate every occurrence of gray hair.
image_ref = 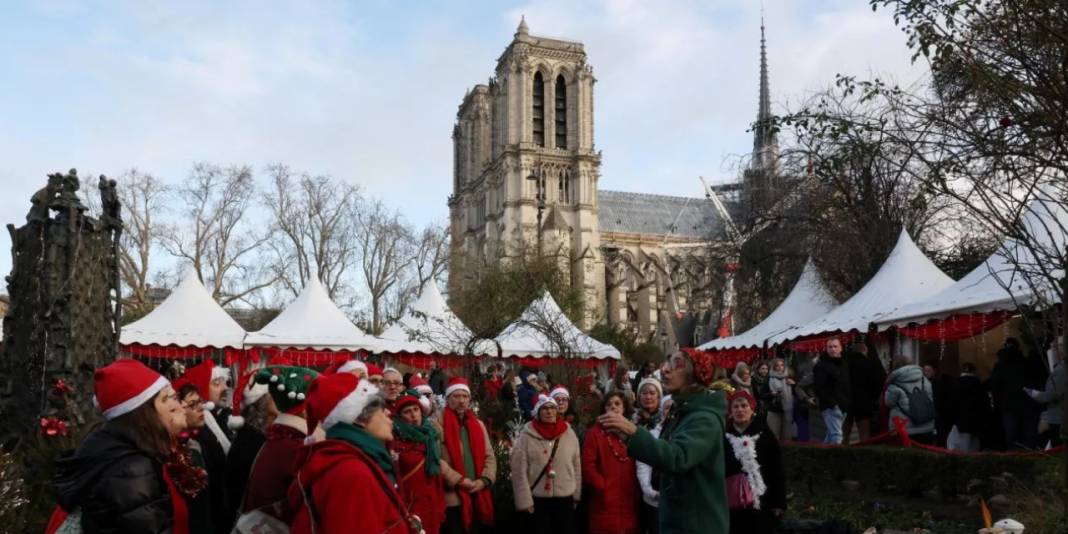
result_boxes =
[891,354,913,370]
[241,394,272,433]
[355,394,389,425]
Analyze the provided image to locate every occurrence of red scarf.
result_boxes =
[531,419,568,440]
[443,409,494,530]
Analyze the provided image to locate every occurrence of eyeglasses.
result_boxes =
[183,399,205,410]
[383,380,403,387]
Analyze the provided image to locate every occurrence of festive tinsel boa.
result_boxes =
[725,433,767,509]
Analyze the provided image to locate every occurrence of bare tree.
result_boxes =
[111,170,168,315]
[413,222,450,288]
[262,164,363,302]
[355,199,416,335]
[160,163,273,306]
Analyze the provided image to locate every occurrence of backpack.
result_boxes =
[899,376,935,426]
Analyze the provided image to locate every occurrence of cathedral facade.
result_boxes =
[449,19,763,344]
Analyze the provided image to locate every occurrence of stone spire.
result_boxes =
[752,14,777,171]
[516,15,529,37]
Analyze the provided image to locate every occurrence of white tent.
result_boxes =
[379,280,490,355]
[878,199,1068,329]
[121,270,246,348]
[244,277,378,350]
[495,291,621,360]
[769,230,954,345]
[698,259,838,351]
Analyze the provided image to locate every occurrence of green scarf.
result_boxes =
[326,422,397,483]
[392,419,442,476]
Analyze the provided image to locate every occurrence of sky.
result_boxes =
[0,0,927,285]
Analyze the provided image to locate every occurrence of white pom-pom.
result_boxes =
[297,393,306,400]
[269,375,279,383]
[289,373,297,378]
[227,415,246,430]
[288,391,296,399]
[203,401,216,412]
[277,384,286,391]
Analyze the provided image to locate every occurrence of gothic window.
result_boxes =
[555,75,567,149]
[558,172,570,204]
[533,72,545,147]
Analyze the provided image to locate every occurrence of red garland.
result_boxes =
[40,417,69,437]
[51,378,74,398]
[603,427,630,462]
[165,446,209,498]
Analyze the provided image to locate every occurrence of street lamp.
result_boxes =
[526,173,546,252]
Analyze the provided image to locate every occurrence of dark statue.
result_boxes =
[2,169,123,444]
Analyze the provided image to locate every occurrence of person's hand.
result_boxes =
[598,412,638,436]
[458,478,476,491]
[524,506,534,514]
[786,378,796,386]
[806,398,817,407]
[1024,387,1040,400]
[469,479,486,493]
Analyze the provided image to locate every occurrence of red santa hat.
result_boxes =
[337,359,368,376]
[549,386,570,400]
[172,359,217,410]
[305,373,380,434]
[228,369,270,429]
[93,359,170,420]
[727,389,757,411]
[533,394,558,415]
[393,392,423,415]
[366,363,384,378]
[445,377,470,398]
[410,375,433,396]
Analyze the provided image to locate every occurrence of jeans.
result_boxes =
[794,402,811,442]
[822,406,845,444]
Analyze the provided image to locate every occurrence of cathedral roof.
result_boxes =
[597,190,723,239]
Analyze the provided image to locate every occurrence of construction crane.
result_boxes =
[699,176,745,338]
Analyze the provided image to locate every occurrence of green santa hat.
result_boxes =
[254,365,318,415]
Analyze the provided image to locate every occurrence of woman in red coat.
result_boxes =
[290,373,418,534]
[583,391,641,534]
[390,391,448,534]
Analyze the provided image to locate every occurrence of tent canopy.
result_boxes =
[495,291,620,360]
[379,280,490,355]
[699,258,838,351]
[121,270,246,349]
[878,198,1068,329]
[244,277,377,350]
[770,229,954,345]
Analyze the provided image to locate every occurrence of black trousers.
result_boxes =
[523,497,575,534]
[639,502,659,534]
[443,506,489,534]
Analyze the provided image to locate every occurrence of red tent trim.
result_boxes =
[897,311,1013,342]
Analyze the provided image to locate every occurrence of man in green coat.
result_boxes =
[599,351,728,534]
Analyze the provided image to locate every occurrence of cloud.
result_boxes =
[0,0,926,285]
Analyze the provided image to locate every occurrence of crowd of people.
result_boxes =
[47,332,1064,534]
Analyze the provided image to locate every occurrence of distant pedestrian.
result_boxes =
[731,362,754,397]
[792,353,819,442]
[924,363,957,447]
[884,355,935,444]
[813,338,851,444]
[947,362,989,452]
[1027,337,1066,447]
[989,337,1046,449]
[765,358,794,442]
[634,377,664,430]
[842,342,885,442]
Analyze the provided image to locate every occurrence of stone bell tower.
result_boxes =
[449,18,605,325]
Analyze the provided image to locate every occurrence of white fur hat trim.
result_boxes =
[338,360,368,375]
[322,380,380,431]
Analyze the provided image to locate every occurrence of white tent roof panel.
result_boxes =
[120,270,246,349]
[495,291,620,360]
[244,277,378,350]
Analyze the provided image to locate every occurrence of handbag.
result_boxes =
[233,509,289,534]
[725,473,756,510]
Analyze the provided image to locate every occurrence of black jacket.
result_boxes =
[196,426,232,532]
[724,418,786,534]
[224,425,266,516]
[429,369,447,396]
[845,351,886,417]
[954,374,991,435]
[813,356,852,411]
[989,347,1046,414]
[54,424,173,534]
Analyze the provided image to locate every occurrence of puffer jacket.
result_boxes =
[509,422,581,511]
[1034,359,1067,425]
[884,365,935,436]
[54,423,174,534]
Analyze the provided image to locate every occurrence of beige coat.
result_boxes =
[509,423,581,511]
[437,412,497,508]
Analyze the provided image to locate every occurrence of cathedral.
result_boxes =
[448,18,777,346]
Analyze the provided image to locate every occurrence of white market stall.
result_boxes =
[876,198,1068,341]
[697,258,838,361]
[378,280,491,369]
[244,277,381,367]
[120,270,247,364]
[768,229,954,351]
[494,290,620,368]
